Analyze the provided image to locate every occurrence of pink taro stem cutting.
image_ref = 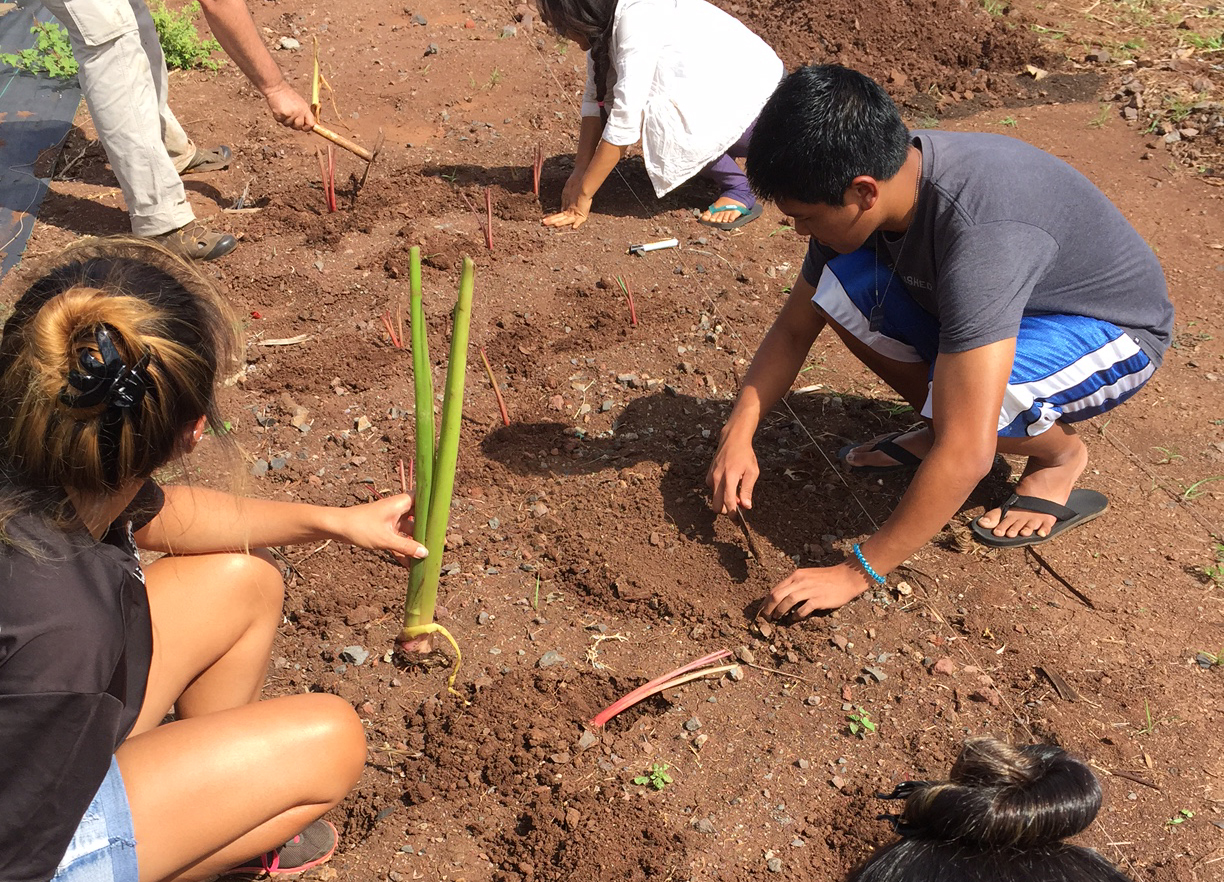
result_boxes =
[590,649,734,727]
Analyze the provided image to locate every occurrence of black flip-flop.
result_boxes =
[698,201,763,231]
[837,431,923,474]
[970,488,1109,548]
[181,144,232,175]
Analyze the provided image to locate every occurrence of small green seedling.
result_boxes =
[1166,809,1194,826]
[1203,543,1224,586]
[1151,446,1183,464]
[998,116,1018,128]
[847,707,877,738]
[1089,104,1112,129]
[633,762,673,791]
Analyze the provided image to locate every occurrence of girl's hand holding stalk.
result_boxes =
[333,493,428,566]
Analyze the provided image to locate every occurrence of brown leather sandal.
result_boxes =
[152,221,237,261]
[180,144,232,175]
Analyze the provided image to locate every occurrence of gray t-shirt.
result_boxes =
[801,130,1173,365]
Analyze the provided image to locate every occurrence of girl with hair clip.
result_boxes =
[0,239,431,882]
[537,0,784,232]
[854,737,1134,882]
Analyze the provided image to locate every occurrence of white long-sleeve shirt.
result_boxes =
[580,0,784,197]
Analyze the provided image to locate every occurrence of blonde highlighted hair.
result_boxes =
[0,238,239,530]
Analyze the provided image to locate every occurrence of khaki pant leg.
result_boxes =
[41,0,194,236]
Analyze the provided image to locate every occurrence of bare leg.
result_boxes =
[119,694,365,882]
[122,550,366,880]
[134,550,284,732]
[977,421,1088,540]
[821,309,934,468]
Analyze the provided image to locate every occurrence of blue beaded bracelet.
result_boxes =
[852,543,886,585]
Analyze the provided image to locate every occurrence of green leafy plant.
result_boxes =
[847,707,877,738]
[0,22,78,80]
[150,1,221,71]
[998,116,1018,127]
[1089,104,1112,128]
[1166,808,1194,826]
[633,762,673,790]
[1151,446,1183,464]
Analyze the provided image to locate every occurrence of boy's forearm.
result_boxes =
[726,278,826,436]
[138,485,344,554]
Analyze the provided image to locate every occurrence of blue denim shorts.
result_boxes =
[52,757,139,882]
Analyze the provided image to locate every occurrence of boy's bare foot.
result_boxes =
[841,426,933,470]
[977,433,1089,540]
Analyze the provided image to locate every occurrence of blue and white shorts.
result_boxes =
[52,757,139,882]
[811,249,1156,438]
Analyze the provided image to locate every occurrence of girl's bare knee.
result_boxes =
[297,694,367,794]
[215,550,285,618]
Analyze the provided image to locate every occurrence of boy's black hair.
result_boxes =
[848,738,1134,882]
[535,0,619,114]
[746,64,911,206]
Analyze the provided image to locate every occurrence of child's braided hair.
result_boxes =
[534,0,619,119]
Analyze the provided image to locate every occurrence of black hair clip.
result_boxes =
[876,780,932,800]
[59,326,150,412]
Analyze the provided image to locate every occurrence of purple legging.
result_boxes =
[698,117,756,209]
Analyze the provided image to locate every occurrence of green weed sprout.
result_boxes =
[0,22,78,80]
[634,762,673,790]
[847,707,877,738]
[399,247,475,694]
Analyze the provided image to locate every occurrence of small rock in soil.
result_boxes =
[423,42,438,55]
[278,36,300,50]
[693,733,708,749]
[728,665,745,681]
[862,666,887,683]
[734,646,756,664]
[767,857,783,873]
[932,657,958,675]
[684,716,702,732]
[693,818,716,834]
[340,645,369,665]
[251,458,269,477]
[537,650,566,668]
[576,730,599,752]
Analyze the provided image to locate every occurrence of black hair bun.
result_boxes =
[899,738,1101,848]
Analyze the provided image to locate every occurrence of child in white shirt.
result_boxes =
[537,0,783,231]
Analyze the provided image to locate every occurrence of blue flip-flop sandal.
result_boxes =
[698,201,763,231]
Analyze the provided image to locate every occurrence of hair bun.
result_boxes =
[899,737,1101,848]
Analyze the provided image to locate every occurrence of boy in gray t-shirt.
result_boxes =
[708,64,1173,619]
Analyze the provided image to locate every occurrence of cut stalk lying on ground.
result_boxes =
[590,649,733,727]
[400,247,476,694]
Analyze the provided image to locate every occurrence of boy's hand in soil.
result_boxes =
[707,425,760,515]
[333,494,428,566]
[761,562,873,619]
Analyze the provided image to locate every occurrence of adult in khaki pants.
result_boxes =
[42,0,315,259]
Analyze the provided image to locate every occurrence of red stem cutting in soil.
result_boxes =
[459,189,494,251]
[380,311,402,348]
[616,276,638,327]
[479,346,511,426]
[532,145,544,196]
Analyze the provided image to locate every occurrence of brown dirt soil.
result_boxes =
[8,0,1224,879]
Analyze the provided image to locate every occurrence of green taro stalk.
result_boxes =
[400,247,474,693]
